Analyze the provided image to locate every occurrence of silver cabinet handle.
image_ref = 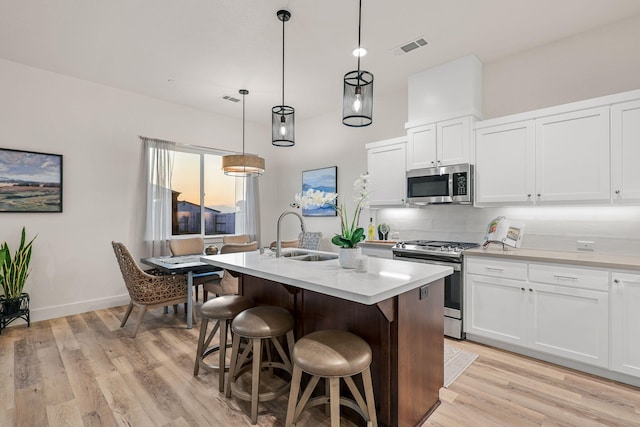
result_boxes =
[554,274,578,280]
[485,267,504,272]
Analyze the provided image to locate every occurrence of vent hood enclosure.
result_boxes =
[407,55,483,127]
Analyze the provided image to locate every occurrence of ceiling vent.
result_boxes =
[222,95,241,103]
[393,37,428,56]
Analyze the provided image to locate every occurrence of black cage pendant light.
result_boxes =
[343,0,373,127]
[272,9,295,147]
[222,89,265,177]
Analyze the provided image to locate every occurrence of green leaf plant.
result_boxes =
[0,227,37,300]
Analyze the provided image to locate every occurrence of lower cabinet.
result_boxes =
[466,257,610,369]
[611,271,640,376]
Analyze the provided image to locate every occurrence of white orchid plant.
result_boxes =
[293,173,369,248]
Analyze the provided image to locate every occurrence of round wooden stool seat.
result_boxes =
[231,305,295,338]
[200,295,255,320]
[293,329,372,377]
[193,295,254,393]
[226,306,296,424]
[285,329,378,427]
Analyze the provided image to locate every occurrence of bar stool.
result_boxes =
[193,295,255,392]
[225,306,295,424]
[285,329,377,427]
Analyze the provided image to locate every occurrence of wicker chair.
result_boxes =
[112,241,195,338]
[169,237,222,301]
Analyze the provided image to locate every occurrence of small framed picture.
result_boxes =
[0,148,63,212]
[301,166,337,217]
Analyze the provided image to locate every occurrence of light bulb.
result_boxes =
[353,93,362,113]
[279,121,287,136]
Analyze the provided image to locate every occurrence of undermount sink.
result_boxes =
[281,250,338,262]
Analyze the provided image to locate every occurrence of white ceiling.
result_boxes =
[2,0,640,126]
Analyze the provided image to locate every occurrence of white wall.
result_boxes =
[0,58,276,322]
[264,91,407,250]
[288,15,640,256]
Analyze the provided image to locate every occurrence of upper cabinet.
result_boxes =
[366,137,407,206]
[475,89,640,206]
[535,107,610,203]
[611,99,640,203]
[406,116,474,170]
[475,121,535,204]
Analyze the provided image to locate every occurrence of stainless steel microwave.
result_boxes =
[406,163,474,205]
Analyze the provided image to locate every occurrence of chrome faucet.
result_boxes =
[276,210,306,258]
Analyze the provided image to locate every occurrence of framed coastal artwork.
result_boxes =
[0,148,63,212]
[301,166,337,217]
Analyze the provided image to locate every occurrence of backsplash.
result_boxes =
[374,205,640,257]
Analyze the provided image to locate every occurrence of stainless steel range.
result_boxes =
[392,240,479,339]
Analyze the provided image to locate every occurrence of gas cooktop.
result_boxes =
[392,240,480,258]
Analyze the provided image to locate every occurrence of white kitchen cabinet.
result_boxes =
[529,282,608,368]
[366,137,407,206]
[406,116,473,170]
[474,121,535,204]
[611,100,640,203]
[535,106,610,203]
[466,274,529,346]
[611,271,640,376]
[465,257,609,368]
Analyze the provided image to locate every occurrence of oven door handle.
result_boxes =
[393,255,461,271]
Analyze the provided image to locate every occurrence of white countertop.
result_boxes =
[465,246,640,271]
[200,249,452,305]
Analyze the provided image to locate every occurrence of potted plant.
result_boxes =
[0,227,36,316]
[294,173,369,268]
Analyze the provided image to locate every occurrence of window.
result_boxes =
[171,149,242,236]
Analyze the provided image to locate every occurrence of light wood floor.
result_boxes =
[1,304,639,427]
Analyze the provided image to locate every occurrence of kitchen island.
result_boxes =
[201,250,453,427]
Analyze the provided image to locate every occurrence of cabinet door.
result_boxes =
[529,282,609,368]
[611,100,640,202]
[611,272,640,376]
[437,116,472,166]
[465,274,529,345]
[407,124,437,170]
[535,107,610,202]
[475,121,535,204]
[367,140,407,206]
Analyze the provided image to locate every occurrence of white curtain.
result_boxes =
[142,137,175,256]
[244,176,261,245]
[235,176,261,245]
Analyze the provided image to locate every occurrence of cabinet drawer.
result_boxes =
[466,257,527,280]
[529,263,608,291]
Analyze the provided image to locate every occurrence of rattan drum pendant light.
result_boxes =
[222,89,265,177]
[342,0,373,127]
[272,9,295,147]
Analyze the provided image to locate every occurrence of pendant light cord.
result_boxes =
[281,16,285,106]
[242,91,246,155]
[357,0,362,73]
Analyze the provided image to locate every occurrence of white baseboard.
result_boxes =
[5,294,131,327]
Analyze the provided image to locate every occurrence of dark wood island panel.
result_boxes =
[238,274,444,427]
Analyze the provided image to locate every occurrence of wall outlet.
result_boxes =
[576,240,595,251]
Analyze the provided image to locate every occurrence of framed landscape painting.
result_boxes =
[301,166,337,217]
[0,148,63,212]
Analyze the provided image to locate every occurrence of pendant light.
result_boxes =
[222,89,265,177]
[342,0,373,127]
[272,9,295,147]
